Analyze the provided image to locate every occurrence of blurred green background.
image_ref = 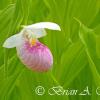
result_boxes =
[0,0,100,100]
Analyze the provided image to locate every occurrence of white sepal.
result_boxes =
[3,33,23,48]
[24,22,61,31]
[22,28,47,39]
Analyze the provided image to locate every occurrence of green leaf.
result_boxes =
[78,20,100,86]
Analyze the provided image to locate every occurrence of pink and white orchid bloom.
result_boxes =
[3,22,61,72]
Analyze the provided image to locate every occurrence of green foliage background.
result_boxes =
[0,0,100,100]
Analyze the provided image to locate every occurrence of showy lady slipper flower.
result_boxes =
[3,22,61,72]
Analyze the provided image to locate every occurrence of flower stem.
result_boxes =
[4,49,8,80]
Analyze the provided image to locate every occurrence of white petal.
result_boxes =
[3,33,23,48]
[24,22,61,31]
[23,28,47,39]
